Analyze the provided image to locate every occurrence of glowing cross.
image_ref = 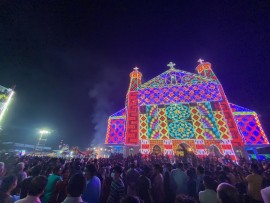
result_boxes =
[167,62,176,69]
[134,67,139,71]
[197,58,204,64]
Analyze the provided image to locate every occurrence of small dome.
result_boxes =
[130,67,142,78]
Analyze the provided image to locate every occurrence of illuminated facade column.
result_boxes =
[125,67,142,146]
[196,60,244,148]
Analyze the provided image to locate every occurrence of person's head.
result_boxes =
[111,165,122,181]
[53,166,61,175]
[217,183,240,203]
[0,175,17,193]
[203,175,217,191]
[154,164,162,174]
[61,167,70,180]
[142,165,151,176]
[121,195,140,203]
[129,163,135,169]
[177,163,184,170]
[197,165,204,175]
[28,176,48,197]
[17,162,25,171]
[250,163,259,174]
[187,168,196,179]
[174,194,197,203]
[0,162,5,175]
[67,173,86,197]
[223,166,230,173]
[84,164,97,180]
[30,165,42,177]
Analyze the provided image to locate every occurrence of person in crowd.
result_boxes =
[12,163,27,196]
[20,165,42,199]
[50,167,70,203]
[199,175,217,203]
[163,163,173,203]
[62,173,86,203]
[0,175,18,203]
[261,185,270,203]
[82,164,101,203]
[126,163,139,196]
[196,165,204,193]
[170,163,188,195]
[186,168,196,198]
[107,165,125,203]
[152,164,164,203]
[223,166,236,186]
[42,166,61,203]
[135,165,153,203]
[15,175,48,203]
[245,163,263,202]
[217,183,242,203]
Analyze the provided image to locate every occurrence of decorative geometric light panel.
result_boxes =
[105,119,125,144]
[138,82,222,106]
[234,114,269,145]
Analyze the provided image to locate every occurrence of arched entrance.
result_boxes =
[153,145,162,155]
[176,143,193,156]
[208,145,223,157]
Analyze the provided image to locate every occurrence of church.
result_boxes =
[105,60,269,160]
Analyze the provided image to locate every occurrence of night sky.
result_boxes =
[0,1,270,149]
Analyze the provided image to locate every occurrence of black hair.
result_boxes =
[28,176,48,196]
[113,165,123,175]
[85,164,97,175]
[67,173,86,197]
[0,175,17,202]
[30,165,42,176]
[197,165,204,174]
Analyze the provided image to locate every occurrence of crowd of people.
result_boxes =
[0,152,270,203]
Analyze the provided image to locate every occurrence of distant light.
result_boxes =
[0,90,14,123]
[100,148,103,151]
[39,130,50,135]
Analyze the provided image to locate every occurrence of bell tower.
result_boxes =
[196,59,244,149]
[125,67,142,146]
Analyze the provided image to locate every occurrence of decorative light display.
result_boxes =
[105,61,269,159]
[0,85,14,124]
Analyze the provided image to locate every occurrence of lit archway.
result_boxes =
[153,145,162,155]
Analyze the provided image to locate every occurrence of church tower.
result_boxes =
[196,59,245,150]
[125,67,142,149]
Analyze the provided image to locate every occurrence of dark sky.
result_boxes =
[0,1,270,149]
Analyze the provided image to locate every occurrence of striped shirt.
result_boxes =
[106,179,125,203]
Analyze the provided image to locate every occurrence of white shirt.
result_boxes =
[15,195,41,203]
[199,189,217,203]
[261,186,270,203]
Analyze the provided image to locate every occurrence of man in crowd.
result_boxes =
[15,175,48,203]
[82,164,101,203]
[107,165,125,203]
[170,162,188,195]
[62,173,86,203]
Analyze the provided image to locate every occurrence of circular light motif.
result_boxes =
[169,121,194,139]
[166,104,190,120]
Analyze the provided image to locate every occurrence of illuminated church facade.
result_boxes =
[105,60,269,159]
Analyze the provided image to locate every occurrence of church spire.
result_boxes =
[196,58,218,81]
[128,67,142,91]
